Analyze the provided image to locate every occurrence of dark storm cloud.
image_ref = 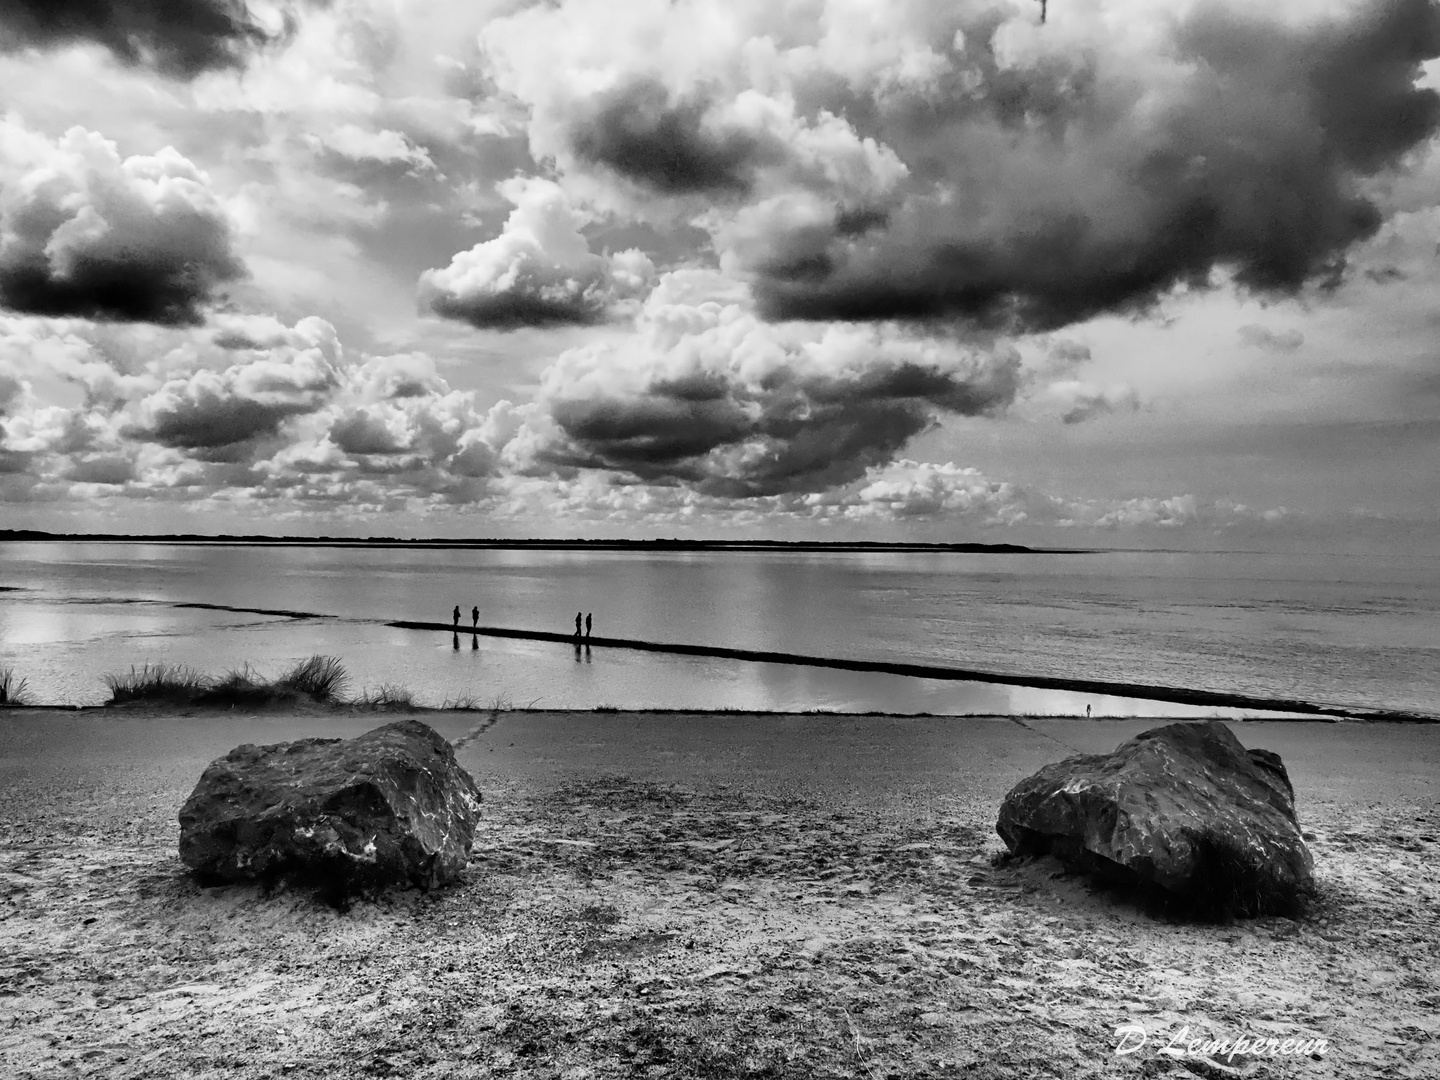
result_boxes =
[329,411,405,455]
[65,455,135,485]
[424,289,612,331]
[0,0,312,78]
[139,394,313,449]
[0,241,244,327]
[0,126,247,326]
[570,77,781,196]
[542,357,1019,497]
[742,0,1440,329]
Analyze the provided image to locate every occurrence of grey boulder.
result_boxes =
[996,720,1313,916]
[179,718,482,897]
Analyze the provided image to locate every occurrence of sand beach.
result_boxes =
[1,708,1437,1079]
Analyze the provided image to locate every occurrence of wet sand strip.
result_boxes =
[173,602,337,620]
[386,621,1435,724]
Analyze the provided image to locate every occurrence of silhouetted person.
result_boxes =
[575,611,582,638]
[585,612,592,638]
[471,605,479,629]
[1086,703,1092,718]
[452,605,460,628]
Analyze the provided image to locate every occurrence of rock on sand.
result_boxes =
[996,720,1314,916]
[178,718,482,896]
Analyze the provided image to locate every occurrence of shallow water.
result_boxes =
[0,543,1435,716]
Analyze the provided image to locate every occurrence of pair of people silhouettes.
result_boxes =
[452,605,479,628]
[574,611,592,639]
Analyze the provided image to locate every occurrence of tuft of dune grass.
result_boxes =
[353,684,417,710]
[275,655,349,702]
[104,663,211,705]
[440,692,484,711]
[103,656,352,707]
[0,666,31,706]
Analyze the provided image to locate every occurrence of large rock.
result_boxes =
[179,719,482,897]
[996,721,1313,916]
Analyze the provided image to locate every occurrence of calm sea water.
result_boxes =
[0,543,1435,717]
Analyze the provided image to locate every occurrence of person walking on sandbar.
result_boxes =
[471,605,479,630]
[575,611,583,639]
[585,612,592,639]
[452,605,460,628]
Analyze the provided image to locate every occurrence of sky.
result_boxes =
[0,0,1438,550]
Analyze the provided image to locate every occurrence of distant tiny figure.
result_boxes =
[452,605,460,627]
[585,612,592,638]
[1086,704,1092,718]
[471,605,479,629]
[575,611,583,638]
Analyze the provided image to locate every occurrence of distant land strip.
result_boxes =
[0,529,1072,554]
[389,621,1437,725]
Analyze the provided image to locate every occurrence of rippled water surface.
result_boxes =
[0,543,1435,716]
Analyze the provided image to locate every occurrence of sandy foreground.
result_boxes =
[0,709,1436,1080]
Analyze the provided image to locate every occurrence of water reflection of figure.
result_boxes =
[574,611,582,639]
[584,642,591,663]
[472,633,479,651]
[452,632,460,651]
[573,640,583,662]
[585,612,592,639]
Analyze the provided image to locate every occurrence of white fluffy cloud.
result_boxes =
[305,124,438,174]
[418,176,656,329]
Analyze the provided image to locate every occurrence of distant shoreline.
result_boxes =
[0,529,1080,554]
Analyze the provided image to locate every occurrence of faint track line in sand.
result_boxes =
[1007,716,1085,755]
[452,709,504,750]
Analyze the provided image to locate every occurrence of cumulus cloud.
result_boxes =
[64,454,136,485]
[0,119,246,325]
[0,309,526,508]
[1089,494,1201,530]
[569,77,785,197]
[1043,379,1142,424]
[841,459,1028,523]
[127,339,339,454]
[480,0,1440,331]
[305,124,437,174]
[418,176,656,329]
[0,1,314,79]
[1239,324,1306,352]
[514,276,1021,496]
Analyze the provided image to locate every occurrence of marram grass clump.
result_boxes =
[0,666,31,706]
[105,663,211,705]
[353,684,417,710]
[275,655,349,702]
[103,656,352,707]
